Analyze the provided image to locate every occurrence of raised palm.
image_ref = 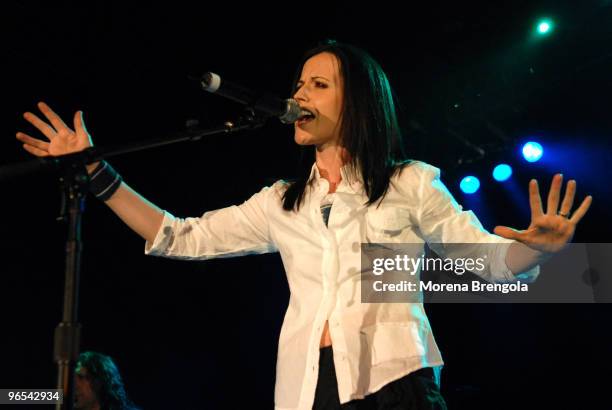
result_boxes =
[494,174,592,254]
[16,102,93,158]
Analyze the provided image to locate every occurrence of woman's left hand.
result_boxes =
[493,174,592,254]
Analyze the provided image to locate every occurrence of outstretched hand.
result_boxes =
[16,101,93,158]
[494,174,592,254]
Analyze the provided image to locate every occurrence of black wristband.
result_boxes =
[89,161,123,201]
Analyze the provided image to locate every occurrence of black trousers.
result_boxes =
[313,346,448,410]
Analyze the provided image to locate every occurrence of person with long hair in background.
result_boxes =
[74,351,139,410]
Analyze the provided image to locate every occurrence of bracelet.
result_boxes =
[88,161,123,201]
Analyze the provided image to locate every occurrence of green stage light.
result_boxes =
[537,19,554,35]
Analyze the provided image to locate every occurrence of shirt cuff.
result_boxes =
[514,265,540,283]
[496,240,541,283]
[144,210,177,256]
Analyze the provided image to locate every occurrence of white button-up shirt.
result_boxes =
[145,161,537,410]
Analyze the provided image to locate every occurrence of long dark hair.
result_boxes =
[77,351,138,410]
[282,40,409,211]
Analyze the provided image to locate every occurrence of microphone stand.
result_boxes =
[0,108,267,410]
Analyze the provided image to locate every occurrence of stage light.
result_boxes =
[522,142,544,162]
[536,19,554,35]
[493,164,513,181]
[460,176,480,194]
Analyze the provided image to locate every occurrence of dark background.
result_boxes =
[1,1,611,408]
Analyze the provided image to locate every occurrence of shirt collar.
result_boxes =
[307,162,363,194]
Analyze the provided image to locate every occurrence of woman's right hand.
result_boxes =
[16,102,98,173]
[16,102,165,243]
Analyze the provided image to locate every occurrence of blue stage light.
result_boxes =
[493,164,513,181]
[522,142,544,162]
[460,176,480,194]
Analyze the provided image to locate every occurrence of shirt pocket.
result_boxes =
[360,321,426,366]
[364,208,412,242]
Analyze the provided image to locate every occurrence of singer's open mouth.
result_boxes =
[297,117,315,125]
[297,109,315,125]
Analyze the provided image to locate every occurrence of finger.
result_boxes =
[37,101,69,133]
[74,110,85,132]
[16,132,51,152]
[529,179,544,219]
[73,110,92,143]
[22,142,50,157]
[494,226,523,241]
[23,111,57,140]
[546,174,563,215]
[569,195,593,225]
[558,179,576,217]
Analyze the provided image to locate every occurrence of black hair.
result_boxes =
[76,351,138,410]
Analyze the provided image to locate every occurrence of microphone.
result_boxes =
[200,72,304,124]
